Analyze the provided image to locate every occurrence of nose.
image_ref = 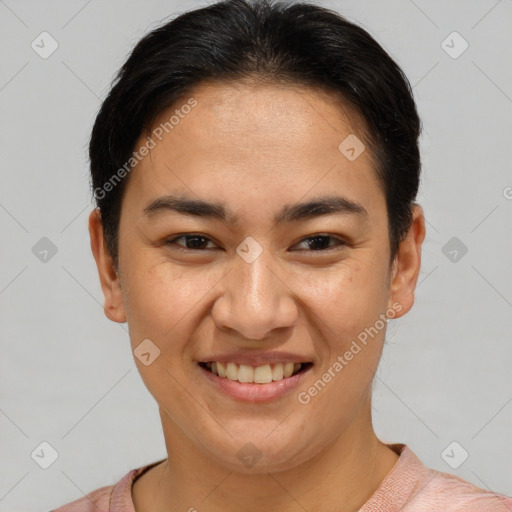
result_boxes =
[211,245,299,341]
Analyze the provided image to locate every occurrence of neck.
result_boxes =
[132,396,399,512]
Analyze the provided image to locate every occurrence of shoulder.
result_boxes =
[363,443,512,512]
[50,484,114,512]
[406,460,512,511]
[49,460,163,512]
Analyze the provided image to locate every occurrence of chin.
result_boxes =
[201,428,324,474]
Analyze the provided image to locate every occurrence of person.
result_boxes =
[52,0,512,510]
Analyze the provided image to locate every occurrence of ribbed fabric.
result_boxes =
[51,443,512,511]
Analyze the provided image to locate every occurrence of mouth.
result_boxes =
[199,360,313,385]
[196,353,315,402]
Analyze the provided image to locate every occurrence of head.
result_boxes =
[89,0,425,473]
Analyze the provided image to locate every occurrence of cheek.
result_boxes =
[299,258,390,334]
[121,255,223,349]
[298,265,388,413]
[120,238,391,349]
[120,260,208,398]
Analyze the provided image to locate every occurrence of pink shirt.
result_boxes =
[51,443,512,511]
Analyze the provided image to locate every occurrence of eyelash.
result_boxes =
[164,234,346,253]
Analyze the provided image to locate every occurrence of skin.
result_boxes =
[89,80,426,512]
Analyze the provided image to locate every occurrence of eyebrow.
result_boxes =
[143,194,368,225]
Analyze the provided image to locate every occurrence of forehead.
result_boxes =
[150,80,368,156]
[125,81,384,220]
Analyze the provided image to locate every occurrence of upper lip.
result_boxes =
[197,351,313,366]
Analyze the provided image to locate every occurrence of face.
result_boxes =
[90,80,425,473]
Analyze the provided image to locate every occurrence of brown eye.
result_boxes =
[292,235,345,252]
[165,234,217,250]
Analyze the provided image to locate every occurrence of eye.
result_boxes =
[165,234,217,251]
[164,233,346,252]
[291,234,346,252]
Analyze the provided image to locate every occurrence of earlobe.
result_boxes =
[387,204,426,319]
[88,209,127,323]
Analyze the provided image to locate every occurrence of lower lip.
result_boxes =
[198,364,312,403]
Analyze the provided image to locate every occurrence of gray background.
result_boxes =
[1,0,511,510]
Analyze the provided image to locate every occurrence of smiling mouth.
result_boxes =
[199,361,313,384]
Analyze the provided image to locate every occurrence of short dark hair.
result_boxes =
[89,0,421,268]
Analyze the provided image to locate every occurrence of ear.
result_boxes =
[88,209,127,323]
[387,204,426,318]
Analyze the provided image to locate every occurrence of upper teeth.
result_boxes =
[205,362,302,383]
